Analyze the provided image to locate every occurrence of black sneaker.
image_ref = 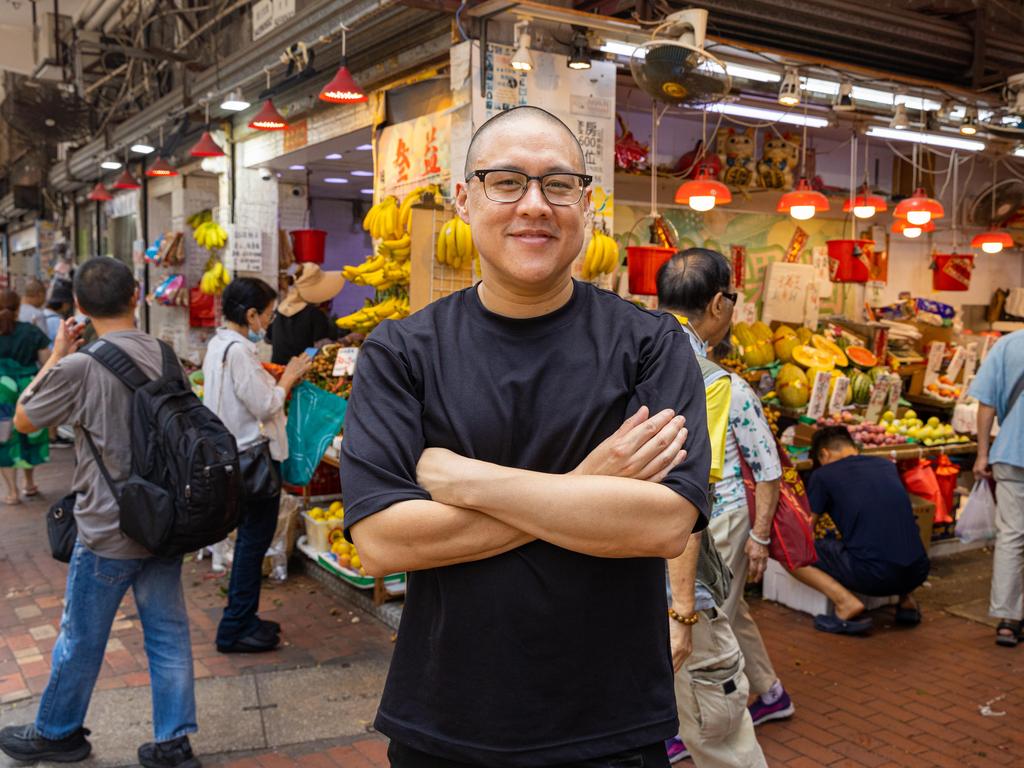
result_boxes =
[49,436,74,449]
[0,724,91,763]
[138,735,201,768]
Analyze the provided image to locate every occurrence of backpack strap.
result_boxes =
[158,340,181,382]
[81,429,120,503]
[82,338,151,391]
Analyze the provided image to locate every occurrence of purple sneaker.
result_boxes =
[665,737,690,763]
[748,688,795,726]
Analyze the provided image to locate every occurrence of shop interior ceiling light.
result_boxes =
[113,167,141,189]
[220,89,250,111]
[843,184,887,218]
[890,102,910,130]
[350,170,373,176]
[325,153,343,159]
[87,182,112,201]
[833,80,855,112]
[289,164,305,170]
[100,158,122,170]
[705,103,828,128]
[511,20,534,72]
[971,230,1013,253]
[777,67,801,107]
[324,177,348,183]
[865,125,984,151]
[778,178,829,220]
[674,165,731,212]
[892,219,934,238]
[960,106,979,136]
[320,24,367,104]
[567,28,591,70]
[356,144,372,150]
[894,187,944,225]
[360,188,373,194]
[130,140,155,154]
[146,157,177,177]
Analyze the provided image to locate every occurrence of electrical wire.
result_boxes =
[455,0,470,42]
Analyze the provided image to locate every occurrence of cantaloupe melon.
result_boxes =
[846,346,878,369]
[777,363,810,408]
[811,334,849,367]
[791,345,835,371]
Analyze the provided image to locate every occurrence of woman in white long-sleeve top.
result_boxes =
[202,278,310,653]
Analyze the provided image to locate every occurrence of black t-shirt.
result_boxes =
[267,304,339,365]
[340,281,711,767]
[808,454,928,567]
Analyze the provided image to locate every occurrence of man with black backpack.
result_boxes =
[0,257,203,768]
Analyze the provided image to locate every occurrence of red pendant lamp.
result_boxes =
[249,99,288,130]
[674,165,731,212]
[113,167,141,190]
[843,184,887,219]
[778,178,829,221]
[892,219,935,239]
[190,102,226,157]
[894,187,944,226]
[87,182,112,202]
[146,156,178,177]
[320,25,367,103]
[971,231,1014,254]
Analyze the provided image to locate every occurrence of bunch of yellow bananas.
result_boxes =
[199,257,231,295]
[187,210,212,229]
[581,231,620,281]
[194,220,228,251]
[397,184,440,235]
[435,217,476,270]
[362,196,402,241]
[335,296,411,333]
[377,234,411,263]
[342,253,412,290]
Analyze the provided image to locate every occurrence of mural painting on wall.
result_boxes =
[613,205,855,317]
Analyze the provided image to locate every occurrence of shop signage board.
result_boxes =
[807,370,832,421]
[225,225,264,273]
[761,261,819,327]
[252,0,294,41]
[378,111,452,198]
[811,245,833,298]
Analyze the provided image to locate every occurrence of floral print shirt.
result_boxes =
[712,374,783,519]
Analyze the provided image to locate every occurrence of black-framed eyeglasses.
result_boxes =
[721,291,738,305]
[466,169,593,206]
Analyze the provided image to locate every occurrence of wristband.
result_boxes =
[668,607,700,626]
[748,530,771,546]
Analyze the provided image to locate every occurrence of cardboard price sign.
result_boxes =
[865,378,891,423]
[885,374,902,415]
[945,346,967,383]
[332,347,359,377]
[962,342,979,382]
[807,370,833,421]
[828,375,850,415]
[924,341,946,386]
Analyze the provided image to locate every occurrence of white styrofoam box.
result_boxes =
[762,558,897,616]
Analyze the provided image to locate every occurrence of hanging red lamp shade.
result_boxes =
[113,168,141,190]
[190,130,225,158]
[146,156,178,177]
[674,166,731,212]
[842,184,888,219]
[778,178,829,221]
[971,230,1014,254]
[893,187,944,226]
[249,99,288,130]
[319,61,367,103]
[892,219,935,239]
[87,182,112,202]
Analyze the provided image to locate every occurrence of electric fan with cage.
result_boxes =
[625,10,733,295]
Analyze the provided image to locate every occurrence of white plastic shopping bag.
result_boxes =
[955,479,997,543]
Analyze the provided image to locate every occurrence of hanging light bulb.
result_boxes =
[220,89,250,111]
[778,178,829,220]
[87,182,112,202]
[832,80,855,112]
[843,184,888,219]
[893,219,934,238]
[890,102,909,130]
[971,231,1013,253]
[778,67,801,107]
[320,24,368,103]
[960,106,979,136]
[100,158,122,170]
[511,21,534,72]
[894,187,944,226]
[675,165,732,212]
[190,102,225,157]
[567,28,591,70]
[250,69,288,129]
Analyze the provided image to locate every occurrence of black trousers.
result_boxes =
[387,740,670,768]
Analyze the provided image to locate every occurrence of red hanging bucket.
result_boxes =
[627,245,675,295]
[290,229,327,264]
[932,253,973,291]
[826,239,873,283]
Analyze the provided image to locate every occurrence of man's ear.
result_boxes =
[455,182,470,224]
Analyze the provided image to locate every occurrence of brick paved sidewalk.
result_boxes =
[3,453,1023,766]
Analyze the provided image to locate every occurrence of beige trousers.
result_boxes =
[991,463,1024,620]
[707,507,779,696]
[675,609,767,768]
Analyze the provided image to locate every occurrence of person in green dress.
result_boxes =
[0,290,52,504]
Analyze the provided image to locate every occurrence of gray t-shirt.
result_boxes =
[21,329,185,559]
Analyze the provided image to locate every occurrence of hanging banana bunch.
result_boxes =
[199,255,231,295]
[397,184,440,235]
[581,231,620,281]
[435,217,477,271]
[362,196,402,241]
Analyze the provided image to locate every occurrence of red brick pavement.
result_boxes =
[3,455,1024,765]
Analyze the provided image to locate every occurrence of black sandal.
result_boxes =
[995,620,1022,648]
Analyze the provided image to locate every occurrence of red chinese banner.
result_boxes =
[378,112,452,195]
[785,227,808,263]
[730,245,746,289]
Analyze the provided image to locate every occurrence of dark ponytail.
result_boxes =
[0,290,20,336]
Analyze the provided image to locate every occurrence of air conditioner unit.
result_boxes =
[32,12,73,82]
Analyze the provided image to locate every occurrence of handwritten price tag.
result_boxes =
[807,370,833,421]
[332,347,359,377]
[865,379,890,423]
[828,375,849,415]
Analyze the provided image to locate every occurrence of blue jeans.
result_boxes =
[216,491,281,647]
[35,541,197,742]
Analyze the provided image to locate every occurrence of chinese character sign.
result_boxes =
[378,112,452,197]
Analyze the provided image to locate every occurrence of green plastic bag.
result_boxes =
[282,381,348,487]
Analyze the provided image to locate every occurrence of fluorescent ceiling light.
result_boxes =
[360,188,373,194]
[350,170,373,176]
[1014,147,1024,157]
[798,79,943,111]
[325,153,343,160]
[100,160,123,170]
[323,177,348,184]
[866,126,985,151]
[355,144,372,151]
[130,142,155,155]
[706,61,780,83]
[220,89,250,111]
[289,164,305,170]
[707,103,829,128]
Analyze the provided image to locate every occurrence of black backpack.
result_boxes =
[81,337,242,557]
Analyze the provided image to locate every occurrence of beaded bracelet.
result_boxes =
[668,607,700,625]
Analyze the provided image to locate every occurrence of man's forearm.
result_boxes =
[667,532,701,615]
[443,459,699,559]
[752,478,781,540]
[350,499,533,576]
[13,353,61,433]
[976,403,996,458]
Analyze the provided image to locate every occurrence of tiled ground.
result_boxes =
[2,453,1023,766]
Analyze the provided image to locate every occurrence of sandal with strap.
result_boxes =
[995,620,1022,648]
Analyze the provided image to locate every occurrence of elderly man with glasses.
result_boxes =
[339,105,712,768]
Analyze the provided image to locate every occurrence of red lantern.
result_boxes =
[190,131,225,158]
[893,187,944,226]
[778,178,829,220]
[87,182,112,202]
[674,165,732,211]
[249,99,288,130]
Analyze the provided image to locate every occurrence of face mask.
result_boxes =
[247,317,265,344]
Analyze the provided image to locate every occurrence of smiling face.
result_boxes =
[455,113,590,295]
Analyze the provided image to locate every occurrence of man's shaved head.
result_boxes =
[464,106,586,178]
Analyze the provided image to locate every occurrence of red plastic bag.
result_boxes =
[899,458,951,524]
[739,446,818,570]
[933,454,960,524]
[189,287,216,328]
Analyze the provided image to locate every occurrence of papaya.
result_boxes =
[773,325,797,342]
[796,327,813,344]
[846,346,878,369]
[811,334,849,367]
[777,363,810,408]
[751,321,774,342]
[774,335,801,363]
[791,345,835,371]
[734,322,756,347]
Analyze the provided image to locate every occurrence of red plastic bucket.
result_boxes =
[627,245,675,295]
[932,253,973,291]
[290,229,327,264]
[826,239,873,283]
